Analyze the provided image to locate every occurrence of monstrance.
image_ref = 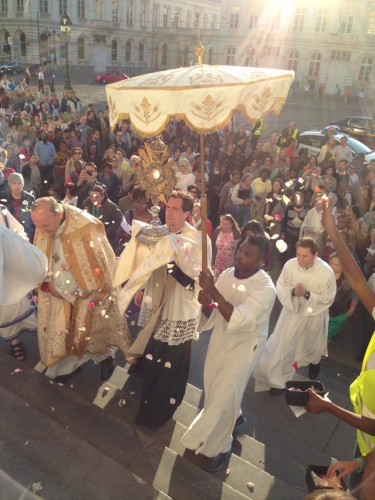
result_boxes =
[131,137,177,245]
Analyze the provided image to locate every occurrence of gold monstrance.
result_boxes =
[131,137,177,245]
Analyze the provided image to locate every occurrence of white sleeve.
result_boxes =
[0,226,48,305]
[368,274,375,294]
[231,184,243,205]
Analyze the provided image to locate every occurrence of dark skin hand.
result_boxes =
[199,270,234,322]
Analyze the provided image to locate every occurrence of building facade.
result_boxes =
[1,0,375,98]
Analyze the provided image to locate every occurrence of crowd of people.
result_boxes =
[1,77,375,498]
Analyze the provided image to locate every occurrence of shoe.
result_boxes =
[355,353,364,362]
[308,361,321,380]
[54,366,81,385]
[269,387,284,396]
[203,447,232,472]
[233,414,246,431]
[100,357,115,381]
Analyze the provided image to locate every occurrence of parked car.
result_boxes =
[0,61,25,75]
[94,69,128,84]
[328,116,375,149]
[297,130,375,162]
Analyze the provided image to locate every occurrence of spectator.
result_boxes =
[176,158,195,193]
[2,173,35,242]
[335,136,353,163]
[212,214,241,281]
[231,172,254,228]
[98,162,120,204]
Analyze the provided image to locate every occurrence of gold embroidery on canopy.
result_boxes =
[191,94,226,123]
[189,67,224,85]
[132,97,161,125]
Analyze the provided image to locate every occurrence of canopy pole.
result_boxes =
[199,133,208,272]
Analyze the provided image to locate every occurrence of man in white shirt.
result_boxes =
[335,136,353,163]
[37,69,44,93]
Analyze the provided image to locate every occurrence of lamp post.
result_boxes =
[52,30,57,65]
[60,13,73,91]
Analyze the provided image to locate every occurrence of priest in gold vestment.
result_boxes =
[31,197,132,383]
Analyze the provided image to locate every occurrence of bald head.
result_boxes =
[30,197,64,235]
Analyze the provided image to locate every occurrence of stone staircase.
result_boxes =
[0,332,358,500]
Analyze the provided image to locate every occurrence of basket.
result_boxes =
[306,465,347,492]
[285,380,325,406]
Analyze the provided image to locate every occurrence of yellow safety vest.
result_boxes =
[290,128,299,141]
[253,119,265,136]
[350,333,375,455]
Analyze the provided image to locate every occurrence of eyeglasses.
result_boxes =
[73,151,82,155]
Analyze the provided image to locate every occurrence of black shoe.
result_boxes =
[100,357,115,381]
[203,446,232,472]
[308,361,321,380]
[269,387,284,396]
[233,414,246,431]
[54,366,81,385]
[355,353,364,362]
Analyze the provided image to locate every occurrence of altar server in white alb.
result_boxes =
[0,210,48,361]
[254,237,336,395]
[180,234,276,472]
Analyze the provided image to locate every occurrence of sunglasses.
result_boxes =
[73,152,82,155]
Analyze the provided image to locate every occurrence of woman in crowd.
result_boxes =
[83,143,102,165]
[280,191,309,262]
[285,138,298,163]
[302,154,319,173]
[327,253,357,345]
[273,147,290,168]
[231,172,254,228]
[251,168,272,226]
[181,144,195,164]
[212,214,241,282]
[21,153,44,193]
[321,165,337,195]
[218,171,241,216]
[208,165,230,228]
[98,162,120,204]
[2,133,19,156]
[188,202,212,238]
[300,192,325,242]
[60,91,69,113]
[264,178,286,236]
[176,158,195,193]
[276,128,290,149]
[318,137,337,164]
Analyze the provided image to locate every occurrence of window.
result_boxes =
[112,0,119,22]
[249,7,259,29]
[0,0,7,12]
[152,4,159,27]
[358,55,373,82]
[194,12,200,28]
[77,36,85,59]
[203,13,207,29]
[139,42,144,62]
[293,7,305,31]
[172,8,180,27]
[270,8,281,30]
[140,3,147,27]
[40,33,48,58]
[161,43,167,65]
[16,0,24,11]
[330,50,351,61]
[20,32,26,56]
[59,0,67,15]
[244,48,254,67]
[288,50,299,71]
[111,40,117,61]
[341,9,354,34]
[211,15,216,29]
[309,52,321,77]
[39,0,48,13]
[94,35,106,43]
[77,0,85,18]
[208,47,214,65]
[186,10,191,27]
[230,6,239,29]
[316,8,328,32]
[127,1,133,25]
[163,7,170,28]
[226,46,235,66]
[125,41,131,61]
[368,11,375,34]
[263,47,280,57]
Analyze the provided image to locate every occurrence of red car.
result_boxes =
[94,69,128,84]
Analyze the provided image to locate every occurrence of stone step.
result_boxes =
[0,440,79,500]
[0,385,170,500]
[0,353,247,500]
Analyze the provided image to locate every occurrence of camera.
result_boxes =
[85,170,92,176]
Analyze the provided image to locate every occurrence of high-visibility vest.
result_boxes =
[350,333,375,455]
[290,128,299,141]
[253,119,265,136]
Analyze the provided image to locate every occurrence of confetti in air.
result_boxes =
[271,234,280,240]
[170,398,176,404]
[274,214,282,221]
[146,354,153,360]
[307,307,313,314]
[237,285,246,292]
[88,302,95,308]
[164,361,171,368]
[89,241,94,247]
[101,310,106,317]
[143,295,152,304]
